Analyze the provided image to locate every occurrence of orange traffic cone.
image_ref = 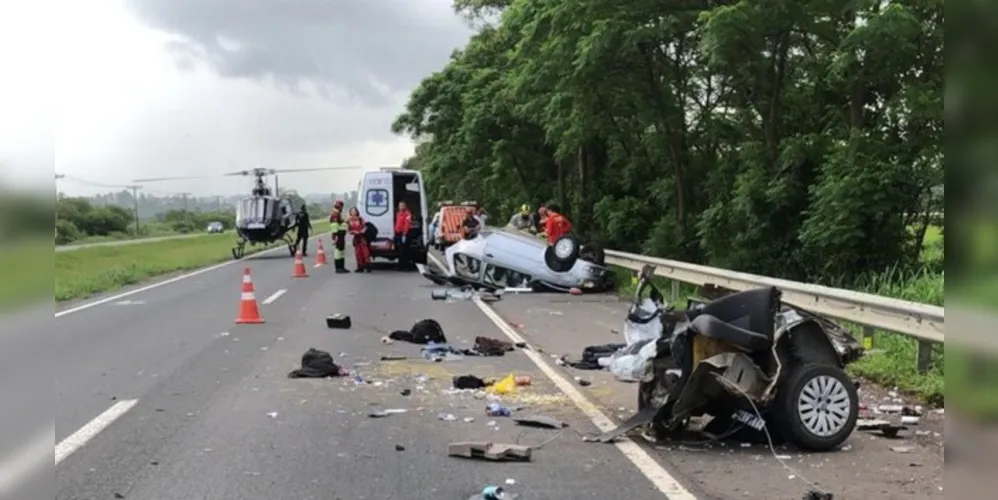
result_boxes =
[235,267,265,324]
[315,240,328,266]
[293,250,309,278]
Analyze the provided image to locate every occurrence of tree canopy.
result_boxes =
[393,0,942,284]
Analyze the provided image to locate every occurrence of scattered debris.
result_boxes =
[468,485,518,500]
[266,412,278,418]
[803,490,833,500]
[574,376,591,387]
[388,319,448,344]
[486,402,512,417]
[400,389,411,396]
[448,442,532,462]
[513,415,568,429]
[891,446,915,453]
[380,355,407,361]
[453,375,491,390]
[368,409,407,418]
[325,314,352,329]
[488,374,518,395]
[287,348,347,378]
[514,375,532,386]
[439,413,458,422]
[395,444,405,451]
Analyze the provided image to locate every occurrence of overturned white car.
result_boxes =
[420,228,614,292]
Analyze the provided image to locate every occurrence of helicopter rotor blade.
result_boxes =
[131,175,216,183]
[263,167,364,174]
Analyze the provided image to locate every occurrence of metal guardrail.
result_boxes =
[605,250,944,373]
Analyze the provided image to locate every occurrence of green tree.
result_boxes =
[394,0,943,286]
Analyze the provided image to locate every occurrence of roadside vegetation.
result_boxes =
[56,196,238,245]
[55,236,284,302]
[394,1,943,403]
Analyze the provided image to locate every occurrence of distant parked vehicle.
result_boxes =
[206,221,225,233]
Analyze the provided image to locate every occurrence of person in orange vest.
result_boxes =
[328,200,348,273]
[394,201,414,271]
[543,204,573,244]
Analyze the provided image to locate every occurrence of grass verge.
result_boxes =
[55,235,284,302]
[0,240,54,311]
[607,261,945,405]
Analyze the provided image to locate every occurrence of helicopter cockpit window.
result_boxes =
[236,199,268,229]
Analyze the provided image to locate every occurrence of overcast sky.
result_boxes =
[0,0,471,197]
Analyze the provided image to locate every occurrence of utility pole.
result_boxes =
[126,184,142,235]
[55,173,65,239]
[180,193,192,227]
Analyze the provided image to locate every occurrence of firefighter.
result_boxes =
[328,200,349,273]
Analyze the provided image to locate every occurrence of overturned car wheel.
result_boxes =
[774,363,858,452]
[544,235,580,273]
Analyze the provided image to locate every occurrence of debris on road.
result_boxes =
[388,319,448,344]
[468,485,519,499]
[381,355,407,361]
[453,375,491,390]
[368,408,407,418]
[488,374,518,395]
[448,441,532,462]
[803,490,833,500]
[486,402,512,417]
[287,348,347,378]
[325,314,352,329]
[513,415,568,429]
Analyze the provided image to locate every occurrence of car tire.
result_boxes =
[773,363,858,452]
[544,235,580,273]
[580,243,606,266]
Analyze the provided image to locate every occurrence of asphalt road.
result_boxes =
[1,241,694,500]
[55,233,207,252]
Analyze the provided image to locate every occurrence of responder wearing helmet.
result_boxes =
[507,204,533,232]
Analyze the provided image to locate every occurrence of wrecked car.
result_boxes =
[593,265,864,452]
[419,228,613,293]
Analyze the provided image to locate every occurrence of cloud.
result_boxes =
[124,0,473,106]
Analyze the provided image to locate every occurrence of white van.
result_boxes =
[357,167,429,264]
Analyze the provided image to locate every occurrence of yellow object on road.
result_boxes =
[489,374,517,395]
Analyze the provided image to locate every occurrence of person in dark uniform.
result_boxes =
[294,203,312,256]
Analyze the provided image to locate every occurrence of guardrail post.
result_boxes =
[671,281,680,302]
[917,341,933,374]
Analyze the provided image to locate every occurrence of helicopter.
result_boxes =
[133,166,360,259]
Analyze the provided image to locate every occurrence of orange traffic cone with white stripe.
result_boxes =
[235,267,265,324]
[293,250,309,278]
[315,240,328,266]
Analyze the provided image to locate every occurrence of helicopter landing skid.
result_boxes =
[232,238,247,260]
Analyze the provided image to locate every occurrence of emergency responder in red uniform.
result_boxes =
[394,201,413,271]
[329,200,349,273]
[543,204,573,244]
[346,207,372,273]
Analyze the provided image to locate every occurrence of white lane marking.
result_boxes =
[0,426,53,496]
[261,289,286,305]
[54,399,138,465]
[431,254,697,500]
[55,236,320,318]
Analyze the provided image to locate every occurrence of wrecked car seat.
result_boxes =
[690,314,771,352]
[691,286,780,340]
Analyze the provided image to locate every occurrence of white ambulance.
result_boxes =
[357,167,429,265]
